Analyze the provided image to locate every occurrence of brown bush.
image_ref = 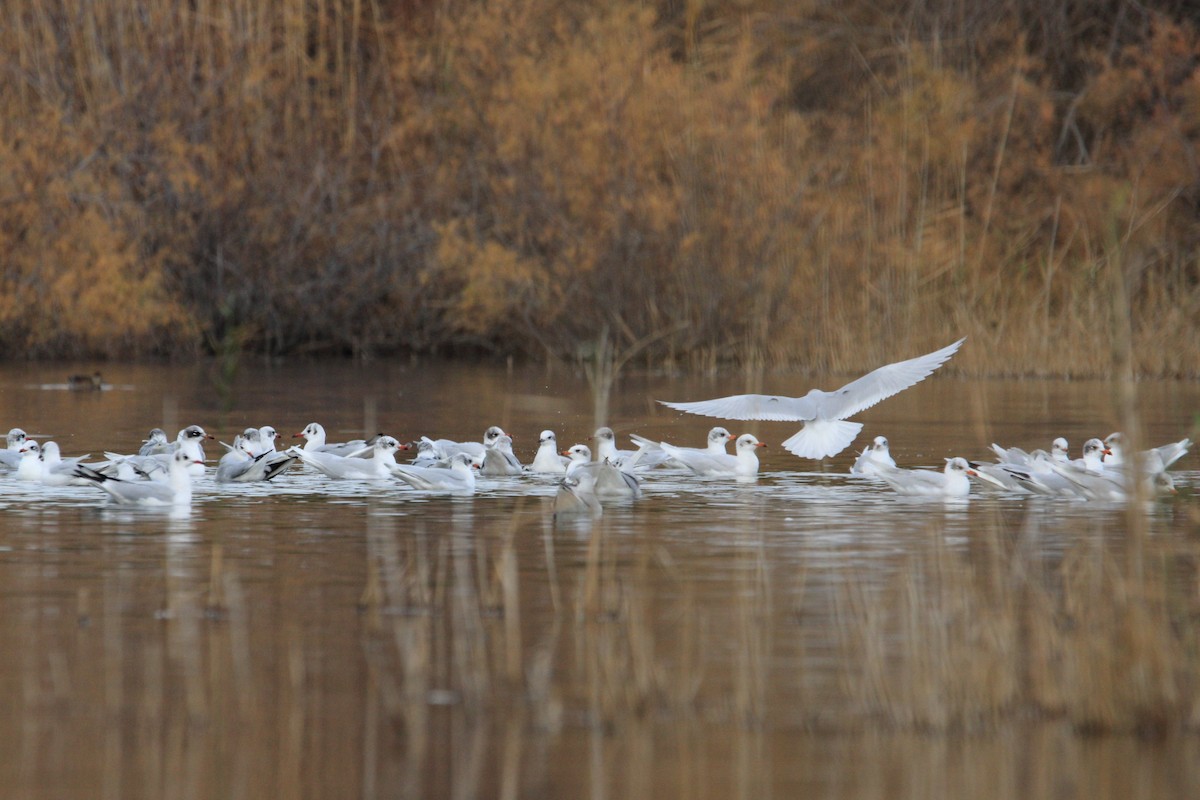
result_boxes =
[1,0,1197,374]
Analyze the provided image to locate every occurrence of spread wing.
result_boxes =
[659,338,964,423]
[658,393,818,422]
[818,338,965,420]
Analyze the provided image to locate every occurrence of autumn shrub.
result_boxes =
[418,2,812,364]
[0,106,197,357]
[0,0,1197,374]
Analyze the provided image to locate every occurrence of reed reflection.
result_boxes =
[0,363,1197,799]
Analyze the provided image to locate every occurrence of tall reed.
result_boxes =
[1,1,1197,375]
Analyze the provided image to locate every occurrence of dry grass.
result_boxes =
[1,1,1198,373]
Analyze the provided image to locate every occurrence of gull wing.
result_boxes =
[107,481,175,504]
[75,464,171,503]
[1153,438,1191,470]
[817,338,965,421]
[658,338,964,423]
[594,463,642,498]
[658,393,818,422]
[876,465,947,494]
[263,453,298,480]
[659,444,734,475]
[554,477,603,517]
[391,464,469,491]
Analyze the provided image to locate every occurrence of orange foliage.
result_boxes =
[0,0,1198,374]
[0,107,196,357]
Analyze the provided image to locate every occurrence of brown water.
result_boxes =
[0,359,1198,799]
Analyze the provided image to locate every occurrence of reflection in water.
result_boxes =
[0,361,1197,797]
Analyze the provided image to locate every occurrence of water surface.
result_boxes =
[0,359,1197,798]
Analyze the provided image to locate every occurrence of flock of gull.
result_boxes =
[1,337,1191,513]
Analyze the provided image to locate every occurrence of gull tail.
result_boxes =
[781,420,863,460]
[628,433,661,450]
